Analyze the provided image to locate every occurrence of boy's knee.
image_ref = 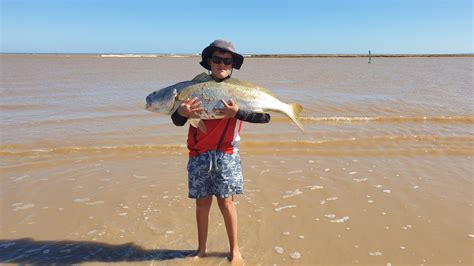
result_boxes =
[196,196,212,210]
[217,197,234,209]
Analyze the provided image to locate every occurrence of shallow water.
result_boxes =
[1,55,473,264]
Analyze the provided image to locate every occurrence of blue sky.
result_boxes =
[1,0,472,54]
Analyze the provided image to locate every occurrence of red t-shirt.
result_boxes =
[187,118,242,157]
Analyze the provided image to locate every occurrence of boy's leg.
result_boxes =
[195,195,213,257]
[217,196,242,261]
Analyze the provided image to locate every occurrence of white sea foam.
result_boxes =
[283,231,290,235]
[306,185,324,190]
[320,200,326,205]
[287,170,303,174]
[275,205,297,211]
[283,189,303,198]
[290,251,301,259]
[383,189,391,193]
[369,251,383,256]
[74,198,90,203]
[119,212,128,216]
[468,234,474,238]
[260,169,270,175]
[9,175,29,182]
[324,214,336,218]
[353,178,368,182]
[330,216,350,223]
[324,168,330,172]
[274,246,284,254]
[349,172,357,175]
[13,203,35,211]
[86,201,104,205]
[326,197,338,201]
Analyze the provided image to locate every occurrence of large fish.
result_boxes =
[145,73,304,131]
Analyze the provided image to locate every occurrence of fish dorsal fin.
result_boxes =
[225,77,277,97]
[191,72,211,83]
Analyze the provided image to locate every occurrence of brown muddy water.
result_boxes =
[1,55,473,265]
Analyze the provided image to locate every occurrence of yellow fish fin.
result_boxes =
[189,119,207,134]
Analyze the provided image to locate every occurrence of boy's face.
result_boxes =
[209,51,233,79]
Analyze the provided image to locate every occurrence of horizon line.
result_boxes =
[1,52,473,57]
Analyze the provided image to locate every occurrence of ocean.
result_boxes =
[1,54,473,264]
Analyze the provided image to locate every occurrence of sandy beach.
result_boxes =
[1,55,473,265]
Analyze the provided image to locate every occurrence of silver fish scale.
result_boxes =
[147,77,303,130]
[183,86,266,119]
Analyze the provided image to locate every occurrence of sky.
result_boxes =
[1,0,472,54]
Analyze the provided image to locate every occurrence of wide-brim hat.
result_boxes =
[200,40,244,70]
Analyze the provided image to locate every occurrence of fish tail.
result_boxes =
[288,103,304,131]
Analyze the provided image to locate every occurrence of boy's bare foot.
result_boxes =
[228,250,244,265]
[191,248,207,259]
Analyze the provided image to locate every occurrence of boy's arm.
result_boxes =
[171,109,188,126]
[235,109,271,123]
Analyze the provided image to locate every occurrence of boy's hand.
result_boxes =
[178,97,203,118]
[215,99,239,118]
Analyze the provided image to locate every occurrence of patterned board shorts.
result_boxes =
[187,150,244,199]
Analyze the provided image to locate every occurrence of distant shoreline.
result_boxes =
[248,53,474,58]
[1,53,473,58]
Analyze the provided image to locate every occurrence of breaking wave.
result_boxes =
[1,135,472,157]
[273,115,474,124]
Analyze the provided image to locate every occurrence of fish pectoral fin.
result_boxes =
[189,119,207,134]
[189,118,199,128]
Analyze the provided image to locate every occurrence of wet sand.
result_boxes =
[1,55,473,265]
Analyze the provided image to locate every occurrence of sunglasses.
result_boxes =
[210,56,233,66]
